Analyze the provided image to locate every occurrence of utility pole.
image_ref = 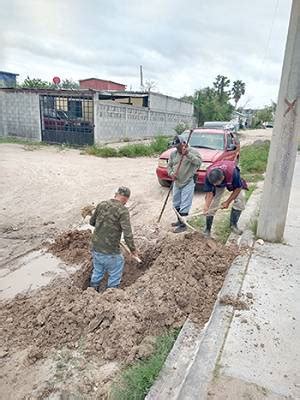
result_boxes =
[140,65,144,91]
[257,0,300,242]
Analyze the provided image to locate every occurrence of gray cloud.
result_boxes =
[1,0,292,107]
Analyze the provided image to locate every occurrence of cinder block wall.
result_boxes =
[94,100,195,143]
[148,92,193,115]
[0,91,41,140]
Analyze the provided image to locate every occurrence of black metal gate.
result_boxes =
[40,92,94,146]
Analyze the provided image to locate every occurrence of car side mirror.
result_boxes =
[227,144,237,151]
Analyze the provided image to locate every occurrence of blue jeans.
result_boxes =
[90,250,124,289]
[172,179,195,215]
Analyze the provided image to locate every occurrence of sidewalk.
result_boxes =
[194,157,300,399]
[147,157,300,400]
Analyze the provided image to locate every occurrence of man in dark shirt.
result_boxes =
[203,160,247,236]
[89,186,138,290]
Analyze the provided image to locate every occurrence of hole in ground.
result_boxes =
[75,245,160,291]
[47,229,161,290]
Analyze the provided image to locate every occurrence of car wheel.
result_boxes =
[158,178,171,187]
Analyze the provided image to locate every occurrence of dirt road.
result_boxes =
[0,145,202,271]
[0,128,271,271]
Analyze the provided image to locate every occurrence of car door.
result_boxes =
[223,133,238,161]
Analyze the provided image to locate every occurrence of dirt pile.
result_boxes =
[0,232,237,364]
[47,229,92,265]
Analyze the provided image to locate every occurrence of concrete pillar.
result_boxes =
[93,93,99,144]
[125,107,128,139]
[257,0,300,241]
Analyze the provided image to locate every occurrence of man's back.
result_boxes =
[90,199,135,254]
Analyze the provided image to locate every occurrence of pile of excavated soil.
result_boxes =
[0,232,237,364]
[47,229,92,265]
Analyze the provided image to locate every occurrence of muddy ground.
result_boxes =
[0,129,271,399]
[0,229,238,399]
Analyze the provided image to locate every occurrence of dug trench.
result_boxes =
[0,229,238,399]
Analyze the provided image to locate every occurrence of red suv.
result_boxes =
[156,128,240,188]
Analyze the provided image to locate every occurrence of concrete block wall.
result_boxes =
[94,100,195,143]
[148,92,193,115]
[0,91,41,140]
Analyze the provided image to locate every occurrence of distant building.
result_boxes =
[0,71,19,88]
[79,78,126,91]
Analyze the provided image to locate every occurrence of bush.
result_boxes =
[85,146,119,157]
[149,136,169,153]
[119,143,153,157]
[174,123,189,135]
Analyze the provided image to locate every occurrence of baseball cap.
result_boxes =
[172,135,186,146]
[116,186,131,198]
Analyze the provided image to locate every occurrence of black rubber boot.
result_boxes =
[230,209,243,235]
[203,216,214,237]
[174,212,188,233]
[171,207,181,227]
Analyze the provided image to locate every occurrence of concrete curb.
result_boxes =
[146,183,263,400]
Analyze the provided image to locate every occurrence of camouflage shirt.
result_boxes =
[90,199,136,254]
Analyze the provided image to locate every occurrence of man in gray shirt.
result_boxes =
[167,135,202,233]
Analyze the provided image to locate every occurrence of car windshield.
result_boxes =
[181,132,224,150]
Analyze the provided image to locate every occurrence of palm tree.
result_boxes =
[232,80,246,108]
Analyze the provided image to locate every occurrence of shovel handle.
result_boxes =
[120,242,142,263]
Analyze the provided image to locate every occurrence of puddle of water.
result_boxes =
[0,250,79,300]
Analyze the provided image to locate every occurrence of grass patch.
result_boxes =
[85,146,119,157]
[189,211,231,244]
[188,213,205,230]
[85,136,169,158]
[110,329,180,400]
[0,136,46,146]
[214,211,231,244]
[240,142,270,175]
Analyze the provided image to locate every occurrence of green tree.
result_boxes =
[19,77,80,90]
[213,75,231,102]
[252,102,276,127]
[255,106,274,123]
[231,80,246,107]
[59,79,80,89]
[20,76,53,89]
[192,87,233,126]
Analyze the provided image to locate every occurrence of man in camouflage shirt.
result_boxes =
[89,186,137,290]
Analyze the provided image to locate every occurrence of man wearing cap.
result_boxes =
[167,135,202,233]
[89,186,138,290]
[203,160,248,236]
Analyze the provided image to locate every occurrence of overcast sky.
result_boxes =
[1,0,292,107]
